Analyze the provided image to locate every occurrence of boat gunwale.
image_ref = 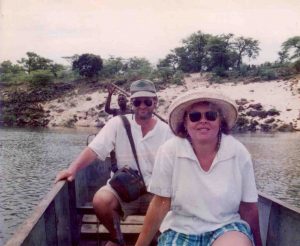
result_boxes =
[4,181,67,246]
[258,190,300,214]
[4,178,300,246]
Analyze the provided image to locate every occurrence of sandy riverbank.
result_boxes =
[43,73,300,131]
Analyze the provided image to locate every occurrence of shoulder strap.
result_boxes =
[120,115,146,186]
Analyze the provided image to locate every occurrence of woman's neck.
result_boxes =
[191,139,218,157]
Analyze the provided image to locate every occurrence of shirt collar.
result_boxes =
[177,134,236,163]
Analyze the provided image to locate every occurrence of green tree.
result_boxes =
[157,53,178,70]
[206,34,237,71]
[124,57,152,71]
[278,50,289,64]
[72,53,103,77]
[0,60,24,74]
[101,56,124,77]
[181,31,212,72]
[281,36,300,61]
[17,52,53,73]
[49,63,65,77]
[232,37,260,68]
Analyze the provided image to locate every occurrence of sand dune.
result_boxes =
[43,74,300,131]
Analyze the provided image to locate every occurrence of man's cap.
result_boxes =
[130,79,157,99]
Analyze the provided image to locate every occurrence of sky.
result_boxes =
[0,0,299,66]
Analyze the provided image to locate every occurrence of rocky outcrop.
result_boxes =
[234,98,294,132]
[0,83,74,127]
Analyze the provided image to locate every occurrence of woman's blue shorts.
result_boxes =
[158,222,254,246]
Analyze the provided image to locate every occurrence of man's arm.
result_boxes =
[239,201,262,246]
[104,85,117,115]
[135,195,171,246]
[55,147,97,183]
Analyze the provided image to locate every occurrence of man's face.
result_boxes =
[131,97,156,120]
[118,95,127,108]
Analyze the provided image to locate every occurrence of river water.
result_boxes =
[0,127,300,245]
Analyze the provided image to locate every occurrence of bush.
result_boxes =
[29,70,54,87]
[212,66,228,78]
[258,68,278,80]
[0,72,30,85]
[294,60,300,72]
[170,70,184,85]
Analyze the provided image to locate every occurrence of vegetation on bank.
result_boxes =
[0,31,299,128]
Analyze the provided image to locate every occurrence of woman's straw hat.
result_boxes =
[168,90,238,135]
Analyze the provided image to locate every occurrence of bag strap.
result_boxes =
[120,115,146,186]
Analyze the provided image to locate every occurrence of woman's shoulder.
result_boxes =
[221,134,250,156]
[160,136,188,151]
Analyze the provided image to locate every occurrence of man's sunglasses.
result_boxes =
[188,111,219,122]
[132,98,153,107]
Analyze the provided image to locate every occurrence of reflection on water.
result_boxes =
[0,128,299,244]
[235,132,300,208]
[0,127,98,245]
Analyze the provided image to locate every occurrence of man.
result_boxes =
[55,79,172,246]
[104,84,132,116]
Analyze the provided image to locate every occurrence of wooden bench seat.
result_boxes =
[80,213,145,245]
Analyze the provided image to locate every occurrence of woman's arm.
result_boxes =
[135,195,171,246]
[239,201,262,246]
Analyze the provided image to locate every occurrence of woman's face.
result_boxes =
[185,102,221,143]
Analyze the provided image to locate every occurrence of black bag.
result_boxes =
[109,167,147,202]
[109,115,147,202]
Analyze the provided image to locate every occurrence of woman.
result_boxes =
[136,90,262,246]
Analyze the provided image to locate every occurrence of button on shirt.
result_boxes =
[149,134,258,234]
[88,114,173,186]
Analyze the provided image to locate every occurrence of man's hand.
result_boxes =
[55,169,75,183]
[107,85,116,95]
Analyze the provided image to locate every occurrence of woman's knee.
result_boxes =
[212,231,252,246]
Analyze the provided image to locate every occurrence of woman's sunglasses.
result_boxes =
[188,111,219,122]
[132,98,153,107]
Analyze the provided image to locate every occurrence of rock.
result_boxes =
[277,123,295,132]
[264,118,275,124]
[260,123,272,132]
[267,108,280,116]
[237,105,245,112]
[235,98,249,106]
[248,103,262,110]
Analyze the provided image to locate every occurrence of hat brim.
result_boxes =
[168,90,238,136]
[130,91,157,99]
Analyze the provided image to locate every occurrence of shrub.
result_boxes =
[29,70,54,87]
[0,72,30,85]
[294,60,300,72]
[258,68,278,80]
[170,70,184,85]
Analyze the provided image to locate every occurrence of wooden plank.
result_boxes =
[98,224,143,234]
[81,224,98,234]
[77,204,95,215]
[4,181,66,246]
[82,215,144,225]
[83,215,99,223]
[54,183,72,246]
[121,216,144,225]
[44,201,58,245]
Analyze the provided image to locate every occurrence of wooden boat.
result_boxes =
[4,158,300,246]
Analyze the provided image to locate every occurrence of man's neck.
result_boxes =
[135,116,157,137]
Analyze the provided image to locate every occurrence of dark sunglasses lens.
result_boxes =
[189,112,201,122]
[205,111,218,121]
[133,100,141,107]
[132,99,153,107]
[144,99,153,107]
